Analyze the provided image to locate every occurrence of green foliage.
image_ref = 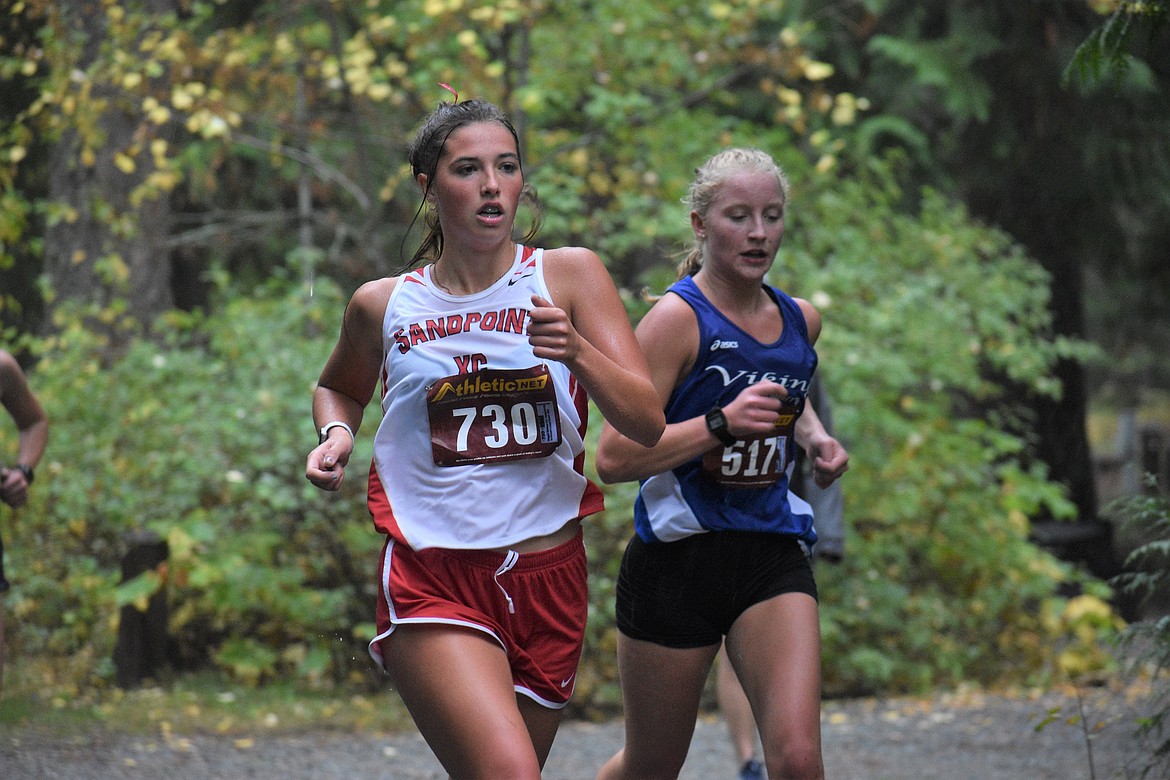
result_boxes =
[1111,479,1170,614]
[1107,480,1170,777]
[5,276,380,689]
[866,19,998,123]
[0,0,861,308]
[776,156,1105,694]
[1064,1,1169,90]
[800,0,1170,403]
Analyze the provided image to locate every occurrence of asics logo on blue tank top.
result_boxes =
[709,339,739,351]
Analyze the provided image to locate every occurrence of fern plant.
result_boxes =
[1109,475,1170,778]
[1063,0,1169,89]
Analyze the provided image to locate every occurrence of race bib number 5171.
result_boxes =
[700,410,798,488]
[426,365,562,466]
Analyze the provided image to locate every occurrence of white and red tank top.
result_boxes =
[367,245,603,550]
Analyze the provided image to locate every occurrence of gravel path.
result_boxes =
[1,680,1155,779]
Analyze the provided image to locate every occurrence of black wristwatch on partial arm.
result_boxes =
[15,463,34,484]
[705,406,737,447]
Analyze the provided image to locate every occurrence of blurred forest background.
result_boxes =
[1,0,1168,721]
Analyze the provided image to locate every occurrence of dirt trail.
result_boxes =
[2,679,1155,779]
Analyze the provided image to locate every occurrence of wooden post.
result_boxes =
[113,530,169,689]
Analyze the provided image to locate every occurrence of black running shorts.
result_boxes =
[615,530,816,648]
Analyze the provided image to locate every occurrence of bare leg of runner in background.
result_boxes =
[717,642,764,779]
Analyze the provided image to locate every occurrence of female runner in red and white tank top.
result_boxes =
[304,97,663,780]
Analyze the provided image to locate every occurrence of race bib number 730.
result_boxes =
[426,365,562,467]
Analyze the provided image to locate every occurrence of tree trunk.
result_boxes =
[958,4,1103,524]
[41,0,178,351]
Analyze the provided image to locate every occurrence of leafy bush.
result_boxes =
[768,155,1111,695]
[6,277,380,691]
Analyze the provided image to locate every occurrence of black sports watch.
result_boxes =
[16,463,34,485]
[704,407,737,447]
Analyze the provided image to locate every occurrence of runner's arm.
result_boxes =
[536,247,664,448]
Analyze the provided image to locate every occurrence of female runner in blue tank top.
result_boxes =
[595,148,849,780]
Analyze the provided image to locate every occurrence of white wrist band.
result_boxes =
[318,421,355,445]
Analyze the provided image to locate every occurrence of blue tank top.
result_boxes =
[633,275,819,544]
